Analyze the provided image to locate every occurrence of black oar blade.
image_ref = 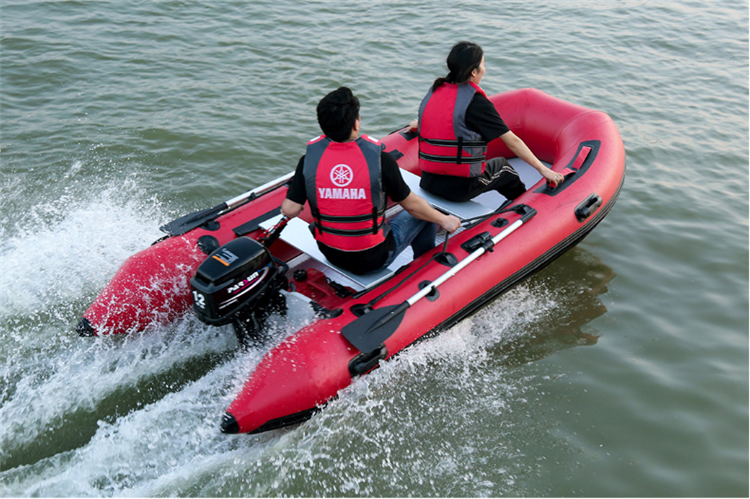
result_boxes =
[159,203,227,236]
[342,304,407,353]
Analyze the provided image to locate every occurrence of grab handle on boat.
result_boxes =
[349,345,388,377]
[517,204,537,223]
[575,193,603,222]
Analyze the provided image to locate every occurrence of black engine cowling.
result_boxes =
[190,237,288,343]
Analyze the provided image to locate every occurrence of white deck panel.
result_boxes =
[261,158,547,291]
[400,157,547,219]
[260,215,413,290]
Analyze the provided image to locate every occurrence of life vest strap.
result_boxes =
[316,209,386,224]
[419,151,486,164]
[315,223,386,238]
[419,137,487,147]
[311,206,385,237]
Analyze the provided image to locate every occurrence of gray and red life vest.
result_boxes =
[303,134,387,252]
[418,82,488,178]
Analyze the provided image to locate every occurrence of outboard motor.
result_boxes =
[190,236,288,346]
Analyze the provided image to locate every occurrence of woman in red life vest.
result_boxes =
[281,87,461,275]
[411,41,564,203]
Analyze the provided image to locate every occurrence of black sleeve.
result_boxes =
[381,151,411,203]
[285,155,307,204]
[465,93,510,142]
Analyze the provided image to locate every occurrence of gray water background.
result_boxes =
[0,0,748,496]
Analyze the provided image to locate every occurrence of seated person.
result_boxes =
[412,41,564,203]
[281,87,461,275]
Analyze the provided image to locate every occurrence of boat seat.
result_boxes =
[260,215,412,290]
[398,169,503,220]
[398,157,547,220]
[259,158,545,291]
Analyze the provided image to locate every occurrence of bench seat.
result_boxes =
[260,158,545,291]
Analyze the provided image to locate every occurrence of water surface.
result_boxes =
[1,0,747,496]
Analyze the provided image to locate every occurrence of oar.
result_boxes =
[159,172,294,236]
[342,205,537,354]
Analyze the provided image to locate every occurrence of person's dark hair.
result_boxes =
[432,41,484,90]
[316,87,360,142]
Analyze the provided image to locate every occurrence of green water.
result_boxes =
[1,0,747,496]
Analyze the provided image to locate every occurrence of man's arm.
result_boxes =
[398,192,461,233]
[281,198,304,218]
[500,131,564,187]
[281,156,308,218]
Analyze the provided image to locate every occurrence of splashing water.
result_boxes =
[1,266,567,497]
[0,176,165,318]
[0,170,604,496]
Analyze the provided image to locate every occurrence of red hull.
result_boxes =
[79,89,625,434]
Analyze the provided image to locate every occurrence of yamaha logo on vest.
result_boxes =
[330,164,353,187]
[319,163,366,200]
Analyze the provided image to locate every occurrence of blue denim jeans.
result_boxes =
[382,211,436,269]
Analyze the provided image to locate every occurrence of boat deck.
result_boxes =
[261,158,544,292]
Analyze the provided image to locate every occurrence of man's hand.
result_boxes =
[440,214,461,233]
[541,167,565,188]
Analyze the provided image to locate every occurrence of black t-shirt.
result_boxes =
[420,91,510,198]
[464,91,511,141]
[286,149,411,275]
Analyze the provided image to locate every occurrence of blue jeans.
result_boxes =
[382,211,436,269]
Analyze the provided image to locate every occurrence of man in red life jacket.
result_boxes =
[281,87,461,275]
[411,41,563,203]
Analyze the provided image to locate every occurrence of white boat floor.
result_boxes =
[407,157,546,219]
[262,215,417,290]
[260,157,545,292]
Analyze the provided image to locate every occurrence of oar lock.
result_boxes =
[350,303,374,317]
[349,345,388,377]
[460,231,495,254]
[197,235,221,255]
[418,280,440,301]
[201,220,221,231]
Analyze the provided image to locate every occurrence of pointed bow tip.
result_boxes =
[221,412,240,434]
[76,317,97,337]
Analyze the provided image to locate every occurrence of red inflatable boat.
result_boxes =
[77,88,625,434]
